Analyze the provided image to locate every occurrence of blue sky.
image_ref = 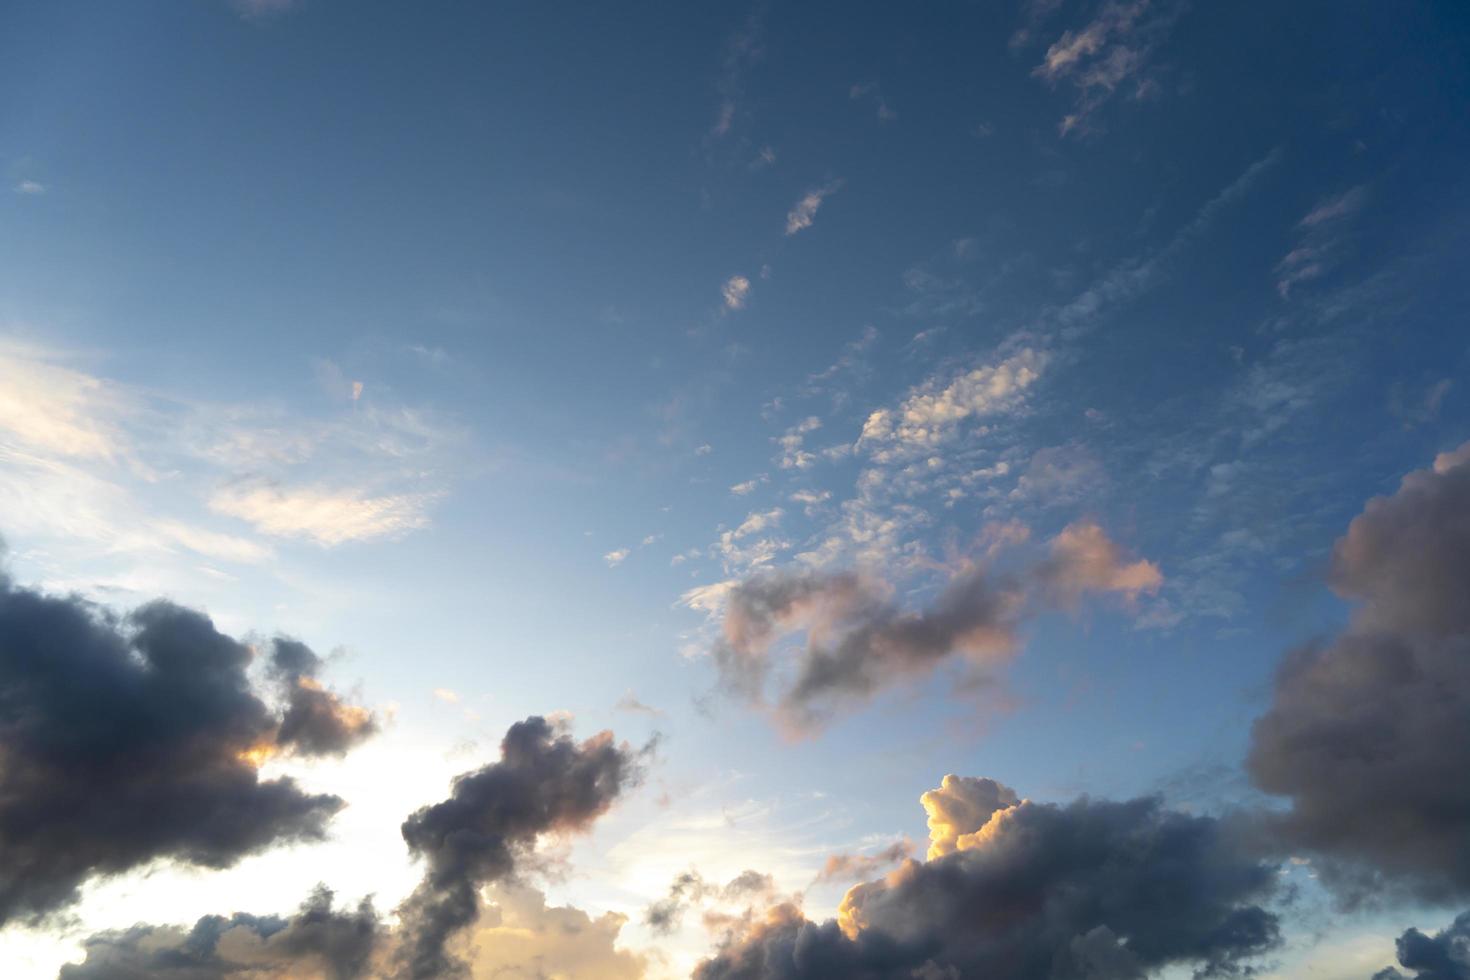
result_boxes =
[2,1,1469,977]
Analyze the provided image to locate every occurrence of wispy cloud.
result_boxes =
[210,482,435,546]
[1032,0,1178,136]
[1275,185,1368,298]
[849,82,895,122]
[784,180,842,236]
[13,180,44,195]
[603,548,630,567]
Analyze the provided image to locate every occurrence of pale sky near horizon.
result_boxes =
[1,2,1469,978]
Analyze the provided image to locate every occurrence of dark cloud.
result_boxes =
[59,885,380,980]
[704,522,1158,733]
[1372,910,1470,980]
[1247,443,1470,901]
[394,716,644,979]
[695,777,1279,980]
[0,573,375,925]
[269,639,378,756]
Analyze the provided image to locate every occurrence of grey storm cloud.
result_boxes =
[0,571,377,926]
[394,715,646,979]
[270,638,378,756]
[1372,909,1470,980]
[1246,442,1470,901]
[57,715,645,980]
[707,521,1159,733]
[694,776,1280,980]
[58,885,380,980]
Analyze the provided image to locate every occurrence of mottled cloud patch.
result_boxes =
[0,571,374,925]
[695,521,1159,733]
[785,180,842,236]
[859,346,1047,462]
[1247,442,1470,902]
[695,775,1280,979]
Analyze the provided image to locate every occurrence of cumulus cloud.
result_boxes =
[394,716,645,978]
[695,775,1280,979]
[784,180,842,236]
[0,571,375,925]
[209,482,434,546]
[859,347,1047,462]
[722,275,752,311]
[1247,441,1470,902]
[1372,910,1470,980]
[59,885,380,979]
[698,521,1159,733]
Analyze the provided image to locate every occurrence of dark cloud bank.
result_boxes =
[11,442,1470,978]
[0,572,376,926]
[57,714,646,979]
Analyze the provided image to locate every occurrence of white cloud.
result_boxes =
[730,474,768,495]
[722,275,751,311]
[0,344,129,461]
[785,180,842,236]
[14,180,45,195]
[859,347,1047,460]
[603,548,630,567]
[209,482,433,546]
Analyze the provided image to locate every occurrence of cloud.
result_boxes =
[699,521,1159,733]
[394,716,645,978]
[730,474,768,495]
[14,180,45,195]
[1247,442,1470,902]
[459,883,647,979]
[604,548,630,567]
[0,569,374,925]
[859,347,1047,462]
[209,481,434,546]
[615,691,663,716]
[695,775,1280,979]
[1032,0,1177,136]
[645,868,778,935]
[270,639,379,757]
[921,775,1020,859]
[814,840,914,884]
[0,344,130,461]
[59,885,380,980]
[785,180,842,236]
[722,275,751,311]
[230,0,296,19]
[1276,185,1368,298]
[1372,910,1470,979]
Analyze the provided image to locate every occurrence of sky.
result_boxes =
[1,1,1469,977]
